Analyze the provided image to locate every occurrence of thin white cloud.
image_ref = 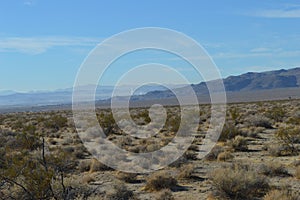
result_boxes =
[250,47,271,53]
[0,36,101,54]
[213,49,300,59]
[249,4,300,18]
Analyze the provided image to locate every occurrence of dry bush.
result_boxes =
[247,115,273,129]
[267,143,292,157]
[210,165,269,199]
[116,171,137,183]
[264,189,299,200]
[219,122,241,142]
[155,189,174,200]
[229,136,248,151]
[105,183,135,200]
[257,162,289,177]
[183,150,198,160]
[178,163,195,179]
[205,145,224,161]
[89,158,112,172]
[265,106,286,122]
[79,160,92,172]
[275,126,300,155]
[217,151,234,161]
[296,166,300,179]
[145,171,177,191]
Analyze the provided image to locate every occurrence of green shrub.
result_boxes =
[275,126,300,155]
[265,106,286,122]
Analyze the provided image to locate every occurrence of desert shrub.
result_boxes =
[219,122,241,142]
[0,132,78,200]
[257,162,289,177]
[105,183,135,200]
[145,171,177,191]
[217,151,234,161]
[155,189,174,200]
[264,189,299,200]
[116,172,137,183]
[44,115,68,131]
[296,166,300,179]
[275,126,300,155]
[210,165,269,199]
[265,106,286,122]
[267,143,293,157]
[178,164,195,179]
[146,143,161,152]
[89,158,111,172]
[287,111,300,125]
[229,136,248,151]
[205,145,224,161]
[247,115,273,128]
[166,116,180,132]
[79,160,91,172]
[229,107,241,124]
[169,155,188,168]
[98,112,116,130]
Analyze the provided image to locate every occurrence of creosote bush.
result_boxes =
[205,145,224,161]
[229,135,248,151]
[178,163,195,179]
[210,164,269,200]
[257,162,289,177]
[105,183,135,200]
[217,151,234,161]
[145,171,177,191]
[275,126,300,155]
[0,130,81,200]
[116,171,138,183]
[248,115,273,129]
[219,122,241,142]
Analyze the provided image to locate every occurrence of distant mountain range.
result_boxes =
[127,67,300,101]
[0,67,300,109]
[0,84,185,107]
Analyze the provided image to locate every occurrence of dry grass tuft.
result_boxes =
[210,164,269,199]
[145,171,177,191]
[263,189,299,200]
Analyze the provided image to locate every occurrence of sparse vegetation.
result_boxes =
[264,189,299,200]
[275,126,300,155]
[145,171,178,191]
[1,100,300,199]
[210,164,269,199]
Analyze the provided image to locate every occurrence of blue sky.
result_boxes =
[1,0,300,91]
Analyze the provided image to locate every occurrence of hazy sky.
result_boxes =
[1,0,300,91]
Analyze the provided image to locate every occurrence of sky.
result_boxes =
[1,0,300,91]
